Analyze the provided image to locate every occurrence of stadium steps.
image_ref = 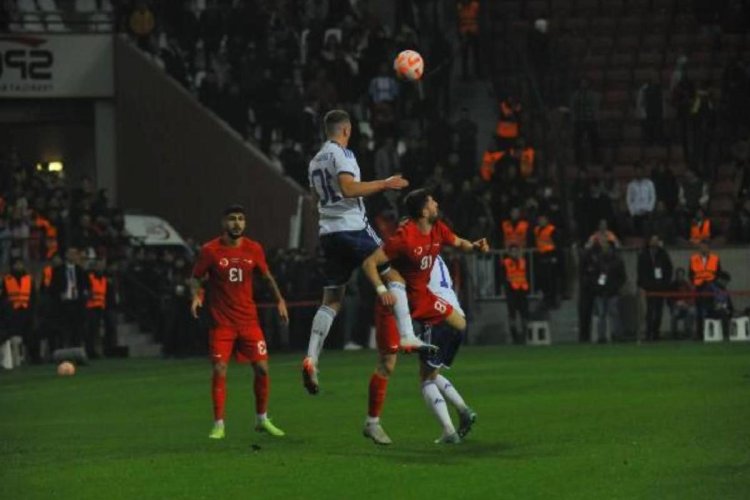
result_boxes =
[116,316,162,358]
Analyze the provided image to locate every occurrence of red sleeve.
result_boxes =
[438,221,457,246]
[383,230,406,260]
[192,246,212,278]
[253,242,269,275]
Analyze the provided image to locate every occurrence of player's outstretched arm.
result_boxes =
[362,248,397,307]
[261,271,289,325]
[453,236,490,253]
[189,277,204,319]
[338,173,409,199]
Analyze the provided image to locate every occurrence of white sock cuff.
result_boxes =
[318,305,337,319]
[388,281,406,292]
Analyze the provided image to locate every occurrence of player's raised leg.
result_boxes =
[303,286,344,394]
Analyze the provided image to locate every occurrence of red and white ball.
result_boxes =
[57,361,76,376]
[393,49,424,81]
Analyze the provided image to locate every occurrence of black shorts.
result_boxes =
[419,322,463,370]
[319,225,382,286]
[507,289,529,319]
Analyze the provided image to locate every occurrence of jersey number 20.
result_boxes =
[311,169,341,206]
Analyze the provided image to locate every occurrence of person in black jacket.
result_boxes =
[637,235,674,341]
[590,241,626,343]
[48,247,90,351]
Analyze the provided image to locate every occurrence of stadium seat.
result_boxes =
[721,33,745,50]
[22,13,45,31]
[717,163,736,178]
[604,89,629,106]
[45,13,68,31]
[641,34,667,51]
[618,17,641,36]
[524,0,548,20]
[17,0,38,12]
[589,17,617,37]
[75,0,97,12]
[703,319,723,342]
[101,0,113,12]
[669,33,695,51]
[622,124,641,142]
[714,179,737,197]
[586,69,605,85]
[610,52,635,68]
[633,67,659,83]
[651,0,675,12]
[710,196,734,215]
[625,0,649,14]
[616,35,640,51]
[563,17,589,33]
[643,146,669,161]
[589,36,614,56]
[89,11,112,31]
[729,317,750,342]
[37,0,57,12]
[614,164,636,178]
[617,146,641,163]
[575,0,599,15]
[526,321,551,345]
[599,107,624,121]
[638,51,664,67]
[606,68,632,84]
[583,53,608,70]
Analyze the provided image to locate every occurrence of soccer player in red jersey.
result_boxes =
[191,205,289,440]
[362,189,489,444]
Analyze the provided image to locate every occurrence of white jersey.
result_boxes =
[309,140,368,235]
[429,255,465,317]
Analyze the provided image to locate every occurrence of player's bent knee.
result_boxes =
[447,312,467,332]
[213,362,228,376]
[253,363,268,377]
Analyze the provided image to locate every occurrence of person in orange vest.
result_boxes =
[479,147,504,182]
[688,241,722,338]
[516,137,536,179]
[500,207,530,249]
[85,257,112,359]
[502,245,529,344]
[534,214,560,308]
[496,96,522,151]
[585,219,621,249]
[688,208,711,244]
[457,0,480,80]
[1,258,35,364]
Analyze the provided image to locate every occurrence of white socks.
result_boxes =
[214,419,224,427]
[435,374,467,411]
[256,413,267,423]
[421,381,455,435]
[307,305,337,362]
[365,416,379,425]
[388,282,416,340]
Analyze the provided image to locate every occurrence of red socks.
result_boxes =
[254,374,269,415]
[368,373,389,418]
[212,372,226,421]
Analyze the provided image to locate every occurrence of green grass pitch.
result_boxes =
[2,344,749,499]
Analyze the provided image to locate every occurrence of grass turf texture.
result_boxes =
[1,344,749,500]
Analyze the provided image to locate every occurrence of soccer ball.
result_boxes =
[393,49,424,81]
[57,361,76,376]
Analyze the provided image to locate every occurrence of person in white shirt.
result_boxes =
[626,163,656,236]
[302,109,412,395]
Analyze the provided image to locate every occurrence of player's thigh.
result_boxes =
[235,324,269,364]
[374,301,400,355]
[209,326,237,364]
[321,285,346,308]
[444,309,467,331]
[411,290,454,326]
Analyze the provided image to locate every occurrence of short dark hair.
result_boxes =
[223,204,246,216]
[323,109,350,137]
[404,188,432,219]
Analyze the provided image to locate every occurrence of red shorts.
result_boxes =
[209,324,268,363]
[374,302,400,354]
[408,288,454,326]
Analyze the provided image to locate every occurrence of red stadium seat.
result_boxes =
[714,180,737,197]
[633,67,660,84]
[721,33,745,50]
[606,68,633,83]
[618,17,641,36]
[563,17,589,33]
[669,145,685,162]
[669,33,695,51]
[610,52,636,68]
[599,107,625,121]
[614,164,637,179]
[617,146,642,164]
[622,124,641,141]
[589,36,614,55]
[616,34,640,51]
[604,89,630,106]
[589,17,617,36]
[641,34,667,50]
[643,146,669,161]
[638,51,664,67]
[575,0,599,16]
[710,196,735,215]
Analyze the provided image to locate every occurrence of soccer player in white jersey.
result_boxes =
[303,109,429,395]
[363,254,477,445]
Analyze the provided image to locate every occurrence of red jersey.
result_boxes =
[383,219,457,296]
[192,236,269,327]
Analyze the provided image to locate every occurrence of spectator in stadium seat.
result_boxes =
[374,137,400,181]
[668,267,696,339]
[590,241,626,343]
[636,72,665,146]
[590,174,618,234]
[586,219,621,249]
[626,163,657,237]
[457,0,480,80]
[651,162,679,212]
[678,169,710,213]
[688,208,712,244]
[453,107,478,177]
[570,77,601,166]
[637,235,673,341]
[647,201,679,245]
[129,1,156,51]
[689,81,718,177]
[368,62,399,105]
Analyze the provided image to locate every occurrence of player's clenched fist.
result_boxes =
[191,296,203,319]
[472,238,490,253]
[384,175,409,190]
